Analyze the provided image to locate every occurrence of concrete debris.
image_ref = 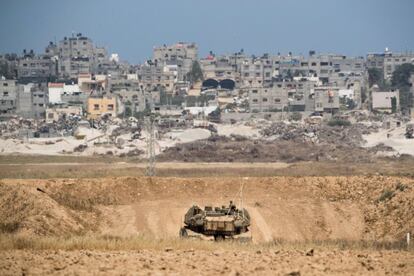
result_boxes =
[260,121,378,147]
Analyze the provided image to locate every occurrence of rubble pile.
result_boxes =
[0,116,81,139]
[260,121,379,147]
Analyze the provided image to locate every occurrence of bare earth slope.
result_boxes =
[1,176,413,242]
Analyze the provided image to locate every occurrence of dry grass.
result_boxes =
[1,159,414,179]
[0,234,411,252]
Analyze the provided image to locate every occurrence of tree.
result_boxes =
[391,63,414,112]
[391,96,397,113]
[186,61,204,84]
[368,68,383,88]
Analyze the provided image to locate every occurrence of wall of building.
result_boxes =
[0,79,17,114]
[87,96,117,119]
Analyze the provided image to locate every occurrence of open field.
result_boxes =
[1,160,413,275]
[1,155,414,178]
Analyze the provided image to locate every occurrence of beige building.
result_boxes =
[78,73,107,93]
[46,106,83,123]
[87,96,117,119]
[372,91,399,113]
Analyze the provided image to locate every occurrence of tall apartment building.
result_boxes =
[50,33,108,79]
[0,78,17,115]
[240,57,273,87]
[137,63,177,93]
[200,56,237,81]
[17,52,57,82]
[153,42,198,81]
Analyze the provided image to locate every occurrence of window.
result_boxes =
[311,62,317,66]
[274,98,281,103]
[94,104,99,110]
[252,90,258,94]
[252,99,258,103]
[38,104,44,107]
[3,83,8,87]
[3,92,8,96]
[107,104,114,111]
[262,98,268,102]
[320,62,329,66]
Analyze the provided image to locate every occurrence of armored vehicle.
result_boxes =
[180,201,250,240]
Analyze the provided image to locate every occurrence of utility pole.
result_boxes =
[145,115,156,176]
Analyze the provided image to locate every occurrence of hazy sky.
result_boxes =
[1,0,413,63]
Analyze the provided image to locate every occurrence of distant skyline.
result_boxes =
[1,0,414,63]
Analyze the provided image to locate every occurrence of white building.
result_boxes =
[48,83,81,104]
[372,91,399,112]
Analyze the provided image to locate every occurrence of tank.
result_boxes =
[180,201,250,240]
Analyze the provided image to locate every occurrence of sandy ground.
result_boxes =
[216,123,260,138]
[1,176,413,241]
[1,175,414,275]
[0,127,212,156]
[363,123,414,156]
[1,249,412,275]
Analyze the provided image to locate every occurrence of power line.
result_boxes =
[145,115,156,176]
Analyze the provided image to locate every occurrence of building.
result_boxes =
[0,78,17,115]
[312,87,340,113]
[249,81,315,113]
[48,82,81,104]
[46,106,83,123]
[383,51,414,80]
[200,55,238,84]
[87,96,117,119]
[137,63,176,93]
[372,91,399,113]
[366,53,385,70]
[16,83,48,119]
[56,33,108,79]
[17,53,57,82]
[153,42,198,81]
[410,73,414,118]
[240,57,273,87]
[78,73,107,93]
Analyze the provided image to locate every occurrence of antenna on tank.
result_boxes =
[145,115,156,176]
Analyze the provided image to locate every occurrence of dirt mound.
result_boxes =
[0,182,84,235]
[1,176,413,242]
